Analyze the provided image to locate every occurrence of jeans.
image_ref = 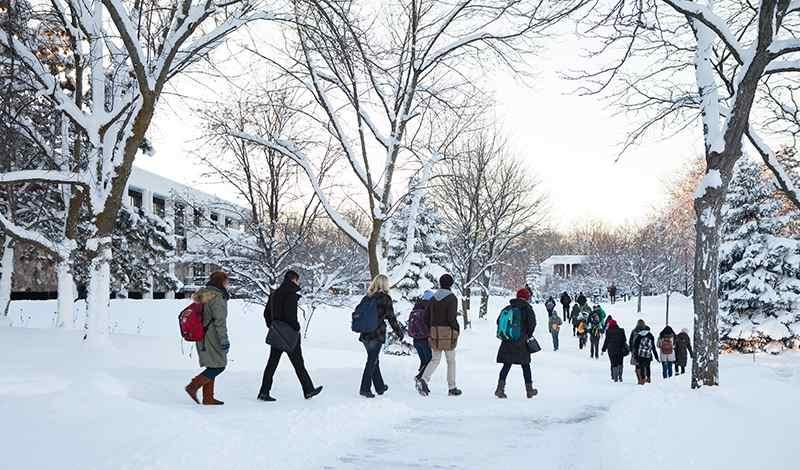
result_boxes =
[609,364,623,381]
[201,367,225,380]
[662,361,674,379]
[562,305,569,322]
[360,340,385,393]
[578,334,587,349]
[413,339,433,380]
[499,363,532,384]
[423,349,457,389]
[259,342,315,396]
[590,335,600,358]
[551,331,559,351]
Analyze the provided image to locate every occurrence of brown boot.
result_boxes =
[202,378,224,405]
[185,374,211,404]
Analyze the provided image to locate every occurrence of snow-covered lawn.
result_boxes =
[1,294,797,470]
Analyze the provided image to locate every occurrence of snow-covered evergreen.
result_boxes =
[719,158,800,352]
[385,193,447,300]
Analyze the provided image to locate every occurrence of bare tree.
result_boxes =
[434,129,545,327]
[579,0,800,388]
[239,0,590,279]
[0,0,265,345]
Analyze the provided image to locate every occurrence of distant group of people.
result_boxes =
[182,272,695,406]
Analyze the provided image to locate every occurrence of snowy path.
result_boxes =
[2,295,799,470]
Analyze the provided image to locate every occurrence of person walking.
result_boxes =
[657,326,677,379]
[628,319,647,383]
[356,274,404,398]
[632,322,659,385]
[408,291,434,393]
[559,291,572,322]
[570,303,581,336]
[420,274,462,397]
[495,289,538,399]
[258,270,323,402]
[587,305,604,359]
[548,308,562,351]
[608,284,617,304]
[601,319,628,382]
[675,328,694,375]
[576,291,587,307]
[544,296,557,317]
[185,271,231,405]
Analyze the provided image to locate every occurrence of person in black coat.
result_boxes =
[258,270,323,402]
[675,328,694,375]
[559,292,572,321]
[632,323,659,385]
[601,319,627,382]
[359,274,403,398]
[576,292,587,307]
[495,289,538,399]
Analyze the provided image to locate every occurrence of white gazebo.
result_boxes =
[540,255,590,279]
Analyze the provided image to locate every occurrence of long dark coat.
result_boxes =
[496,299,537,365]
[675,331,694,367]
[602,324,627,366]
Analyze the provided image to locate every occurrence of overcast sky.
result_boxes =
[137,29,703,231]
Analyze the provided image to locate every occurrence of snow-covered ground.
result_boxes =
[2,294,797,470]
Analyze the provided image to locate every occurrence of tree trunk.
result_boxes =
[0,236,13,316]
[85,242,113,347]
[479,288,489,319]
[56,259,75,328]
[637,290,642,313]
[691,186,725,389]
[367,219,383,278]
[665,291,671,326]
[461,293,471,329]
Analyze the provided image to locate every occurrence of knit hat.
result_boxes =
[607,319,617,329]
[439,274,454,290]
[516,288,531,300]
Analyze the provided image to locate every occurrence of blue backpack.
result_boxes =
[497,305,523,341]
[351,296,380,333]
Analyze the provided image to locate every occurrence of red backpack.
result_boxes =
[178,302,206,341]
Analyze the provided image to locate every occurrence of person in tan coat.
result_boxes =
[419,274,462,397]
[185,271,231,405]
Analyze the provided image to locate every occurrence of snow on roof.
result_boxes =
[540,255,590,266]
[128,166,245,212]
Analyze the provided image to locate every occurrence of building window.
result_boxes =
[174,203,185,236]
[128,189,143,210]
[193,208,203,226]
[193,263,206,279]
[225,217,233,229]
[153,196,166,218]
[210,213,219,225]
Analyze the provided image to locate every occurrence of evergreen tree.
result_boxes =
[385,192,447,300]
[719,157,800,352]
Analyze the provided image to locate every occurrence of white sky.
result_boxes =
[138,29,704,231]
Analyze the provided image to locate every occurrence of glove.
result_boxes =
[222,343,230,353]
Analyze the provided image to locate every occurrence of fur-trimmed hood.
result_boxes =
[193,286,227,304]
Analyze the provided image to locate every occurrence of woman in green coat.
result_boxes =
[185,271,231,405]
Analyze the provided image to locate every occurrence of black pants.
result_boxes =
[361,340,385,393]
[259,342,315,396]
[639,359,652,382]
[499,363,532,384]
[562,305,569,321]
[201,367,225,380]
[590,335,600,358]
[676,363,687,375]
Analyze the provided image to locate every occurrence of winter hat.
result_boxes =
[516,288,531,300]
[421,290,434,301]
[284,270,300,283]
[439,274,454,290]
[607,319,617,329]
